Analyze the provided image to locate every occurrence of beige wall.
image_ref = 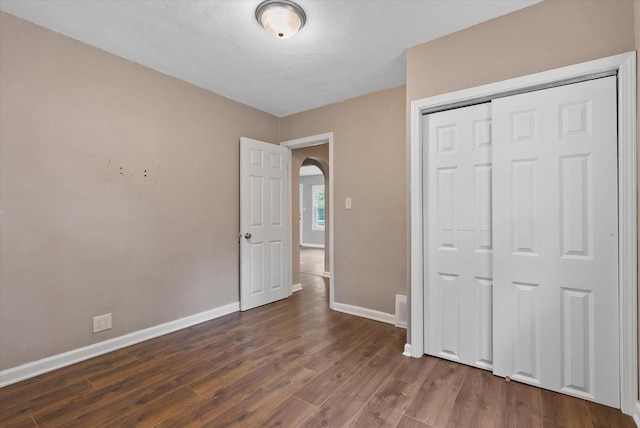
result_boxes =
[407,0,635,103]
[291,145,329,284]
[281,86,406,314]
[0,13,279,370]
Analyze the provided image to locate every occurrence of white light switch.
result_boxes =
[345,198,352,209]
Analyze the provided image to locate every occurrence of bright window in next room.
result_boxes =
[312,184,325,230]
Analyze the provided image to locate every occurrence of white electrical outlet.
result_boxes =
[93,313,112,333]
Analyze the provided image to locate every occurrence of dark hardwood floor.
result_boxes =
[0,274,634,427]
[299,246,324,276]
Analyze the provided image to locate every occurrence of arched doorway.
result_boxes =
[291,144,330,293]
[299,161,326,276]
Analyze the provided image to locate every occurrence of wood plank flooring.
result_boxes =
[299,247,324,276]
[0,274,634,427]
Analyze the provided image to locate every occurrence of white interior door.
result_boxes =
[492,77,619,406]
[423,103,494,370]
[240,137,291,311]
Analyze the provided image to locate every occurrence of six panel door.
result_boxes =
[240,137,291,311]
[423,103,494,370]
[492,77,619,406]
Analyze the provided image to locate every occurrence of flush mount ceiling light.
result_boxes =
[255,0,306,39]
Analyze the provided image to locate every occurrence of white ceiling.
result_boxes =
[0,0,539,117]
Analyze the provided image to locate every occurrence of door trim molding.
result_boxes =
[409,51,637,415]
[281,132,335,309]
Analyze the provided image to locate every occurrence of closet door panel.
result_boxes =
[491,76,618,407]
[423,103,493,370]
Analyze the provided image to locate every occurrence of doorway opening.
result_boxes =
[281,133,334,307]
[292,148,329,288]
[299,162,326,277]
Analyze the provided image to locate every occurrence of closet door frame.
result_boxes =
[407,51,637,416]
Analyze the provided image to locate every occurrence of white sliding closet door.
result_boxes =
[424,103,494,370]
[492,77,619,406]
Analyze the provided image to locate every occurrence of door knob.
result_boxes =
[244,233,252,240]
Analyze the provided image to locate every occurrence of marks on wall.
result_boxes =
[107,159,160,184]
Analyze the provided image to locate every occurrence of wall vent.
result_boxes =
[395,294,407,328]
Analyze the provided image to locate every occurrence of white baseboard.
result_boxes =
[292,283,303,292]
[0,301,239,388]
[403,343,412,357]
[633,401,640,426]
[322,271,330,278]
[331,302,395,325]
[300,243,325,249]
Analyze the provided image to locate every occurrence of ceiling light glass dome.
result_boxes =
[255,0,306,39]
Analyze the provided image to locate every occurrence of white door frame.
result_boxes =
[281,132,335,308]
[299,183,304,245]
[408,52,637,415]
